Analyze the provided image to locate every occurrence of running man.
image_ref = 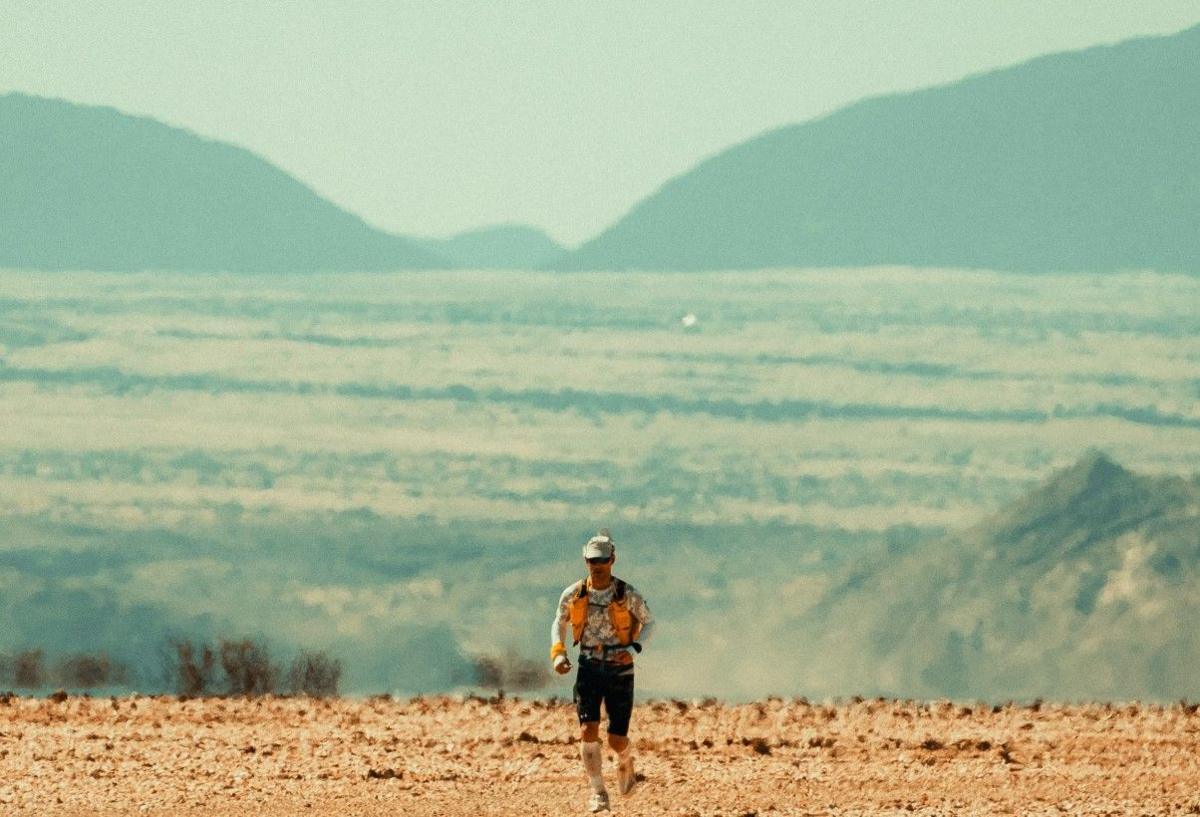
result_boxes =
[550,529,655,813]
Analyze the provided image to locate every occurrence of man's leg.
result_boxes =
[606,733,629,752]
[574,663,609,810]
[608,731,635,796]
[580,722,605,792]
[604,672,637,796]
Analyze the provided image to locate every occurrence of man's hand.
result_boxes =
[554,655,571,674]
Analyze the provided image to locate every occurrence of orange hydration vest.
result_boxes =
[569,577,641,646]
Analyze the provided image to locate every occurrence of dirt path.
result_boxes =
[1,694,1197,815]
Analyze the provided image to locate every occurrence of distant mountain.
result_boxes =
[799,452,1200,700]
[416,224,565,269]
[0,93,446,272]
[560,24,1200,272]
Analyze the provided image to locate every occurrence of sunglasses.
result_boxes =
[586,556,612,565]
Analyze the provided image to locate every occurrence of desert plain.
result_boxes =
[1,693,1197,816]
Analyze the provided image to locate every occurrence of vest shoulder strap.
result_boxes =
[576,578,627,600]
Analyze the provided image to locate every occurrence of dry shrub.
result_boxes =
[55,653,128,688]
[472,650,548,691]
[367,767,401,780]
[286,650,342,698]
[219,639,276,696]
[13,649,46,688]
[167,638,335,697]
[746,737,771,755]
[3,650,127,690]
[170,640,216,696]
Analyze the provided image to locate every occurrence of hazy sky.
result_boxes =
[3,2,1199,245]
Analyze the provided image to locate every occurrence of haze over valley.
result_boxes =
[0,268,1196,699]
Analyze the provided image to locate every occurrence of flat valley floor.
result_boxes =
[2,695,1196,816]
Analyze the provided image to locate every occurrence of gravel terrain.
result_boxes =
[1,694,1197,816]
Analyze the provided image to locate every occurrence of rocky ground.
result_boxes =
[1,693,1198,816]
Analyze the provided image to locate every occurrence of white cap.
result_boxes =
[582,530,615,559]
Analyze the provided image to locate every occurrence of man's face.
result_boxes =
[585,554,614,583]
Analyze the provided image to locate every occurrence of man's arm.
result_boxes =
[550,584,573,671]
[629,586,655,646]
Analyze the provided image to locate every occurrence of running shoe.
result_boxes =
[617,753,637,796]
[588,789,611,812]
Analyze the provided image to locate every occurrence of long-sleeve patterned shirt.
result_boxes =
[551,577,654,663]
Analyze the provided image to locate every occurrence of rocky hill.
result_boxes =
[796,452,1200,700]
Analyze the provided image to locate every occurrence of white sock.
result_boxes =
[580,740,605,792]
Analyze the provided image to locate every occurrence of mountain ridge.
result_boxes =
[557,23,1200,273]
[0,92,448,272]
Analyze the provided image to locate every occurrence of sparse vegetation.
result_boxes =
[472,650,548,692]
[160,638,342,698]
[286,650,342,698]
[1,650,128,689]
[170,640,217,696]
[54,653,128,687]
[0,640,341,697]
[219,639,277,696]
[4,649,47,688]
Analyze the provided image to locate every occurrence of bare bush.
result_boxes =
[54,653,128,688]
[165,638,335,697]
[13,649,46,688]
[170,640,216,696]
[472,650,548,692]
[219,639,276,696]
[286,650,342,698]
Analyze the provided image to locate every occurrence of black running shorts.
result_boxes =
[573,658,635,737]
